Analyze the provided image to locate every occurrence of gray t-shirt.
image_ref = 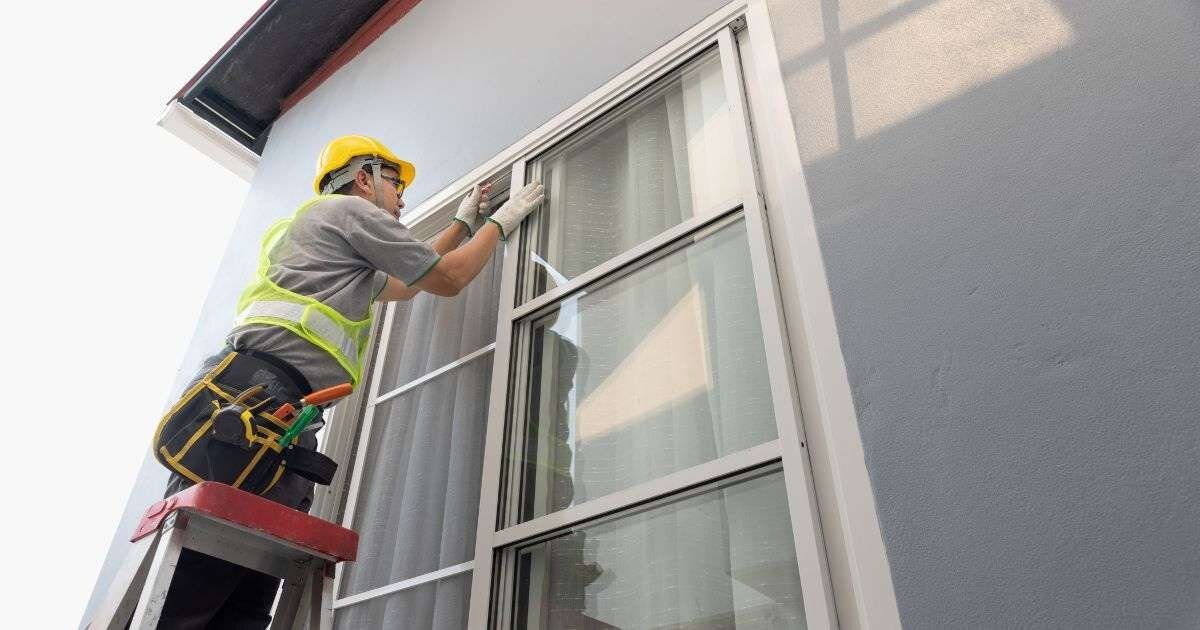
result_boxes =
[228,195,440,390]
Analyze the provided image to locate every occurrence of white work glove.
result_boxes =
[487,182,545,240]
[452,183,491,235]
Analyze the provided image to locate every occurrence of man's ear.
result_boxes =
[354,169,371,193]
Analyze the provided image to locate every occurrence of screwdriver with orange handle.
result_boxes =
[277,383,353,448]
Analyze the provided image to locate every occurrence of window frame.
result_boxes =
[470,15,836,630]
[317,0,901,626]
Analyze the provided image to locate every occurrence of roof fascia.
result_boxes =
[158,100,259,181]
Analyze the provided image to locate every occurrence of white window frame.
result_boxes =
[470,16,838,628]
[317,1,901,627]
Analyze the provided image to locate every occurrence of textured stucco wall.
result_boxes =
[82,0,731,625]
[765,0,1200,627]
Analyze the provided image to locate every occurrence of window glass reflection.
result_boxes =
[513,470,806,629]
[527,49,739,297]
[512,219,777,524]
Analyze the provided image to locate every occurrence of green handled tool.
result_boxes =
[277,383,353,448]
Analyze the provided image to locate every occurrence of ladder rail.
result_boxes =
[128,514,188,629]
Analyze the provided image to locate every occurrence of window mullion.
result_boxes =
[331,561,474,611]
[493,440,783,548]
[467,159,528,630]
[370,342,496,406]
[717,25,838,629]
[509,200,745,321]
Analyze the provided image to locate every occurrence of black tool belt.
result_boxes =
[152,349,338,495]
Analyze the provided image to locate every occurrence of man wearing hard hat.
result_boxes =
[149,134,543,627]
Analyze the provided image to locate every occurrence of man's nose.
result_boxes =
[397,197,405,210]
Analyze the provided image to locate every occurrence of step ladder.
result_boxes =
[89,482,358,629]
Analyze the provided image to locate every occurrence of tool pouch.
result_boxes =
[152,351,338,495]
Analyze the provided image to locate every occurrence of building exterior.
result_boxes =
[84,1,1200,628]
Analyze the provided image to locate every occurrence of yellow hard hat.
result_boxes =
[313,134,416,194]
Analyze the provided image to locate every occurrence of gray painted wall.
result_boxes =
[81,0,731,625]
[766,0,1200,627]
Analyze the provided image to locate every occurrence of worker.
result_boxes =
[149,134,543,627]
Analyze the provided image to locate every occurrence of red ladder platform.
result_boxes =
[89,482,358,629]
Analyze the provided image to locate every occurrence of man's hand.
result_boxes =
[452,183,491,235]
[487,182,545,240]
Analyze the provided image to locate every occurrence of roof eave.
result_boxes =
[158,100,260,181]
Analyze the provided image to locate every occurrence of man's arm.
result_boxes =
[412,222,502,297]
[429,218,470,255]
[375,219,486,301]
[376,275,422,302]
[415,182,544,296]
[375,221,467,302]
[375,184,486,301]
[379,181,543,300]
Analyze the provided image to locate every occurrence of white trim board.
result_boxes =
[741,1,901,627]
[157,100,259,182]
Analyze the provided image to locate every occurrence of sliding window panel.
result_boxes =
[341,359,492,597]
[377,250,501,394]
[509,468,805,629]
[507,217,776,525]
[335,572,472,630]
[524,47,740,299]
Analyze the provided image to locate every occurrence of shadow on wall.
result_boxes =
[773,0,1200,627]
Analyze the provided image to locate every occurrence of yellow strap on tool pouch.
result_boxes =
[152,353,289,495]
[233,196,373,385]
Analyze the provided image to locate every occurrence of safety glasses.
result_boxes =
[379,174,407,196]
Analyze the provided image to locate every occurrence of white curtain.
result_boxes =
[376,252,501,392]
[521,52,802,627]
[335,252,501,629]
[526,473,806,629]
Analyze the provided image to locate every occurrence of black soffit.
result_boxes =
[175,0,390,153]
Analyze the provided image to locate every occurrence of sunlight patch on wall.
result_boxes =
[790,57,843,164]
[840,0,913,31]
[846,0,1075,140]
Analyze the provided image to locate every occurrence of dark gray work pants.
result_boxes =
[157,349,317,629]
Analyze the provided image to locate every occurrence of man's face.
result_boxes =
[370,166,407,219]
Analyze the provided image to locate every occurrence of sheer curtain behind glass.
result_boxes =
[515,471,806,629]
[378,251,500,392]
[515,47,774,517]
[337,248,502,629]
[530,49,737,296]
[508,46,793,628]
[519,220,776,521]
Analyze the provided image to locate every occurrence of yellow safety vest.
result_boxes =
[233,196,373,385]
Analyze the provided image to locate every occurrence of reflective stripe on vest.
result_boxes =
[234,301,358,365]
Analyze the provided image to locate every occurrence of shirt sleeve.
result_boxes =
[336,197,442,285]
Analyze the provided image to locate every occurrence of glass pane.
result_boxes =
[509,218,776,524]
[341,359,492,596]
[526,48,739,298]
[335,571,471,630]
[377,249,501,393]
[511,470,806,629]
